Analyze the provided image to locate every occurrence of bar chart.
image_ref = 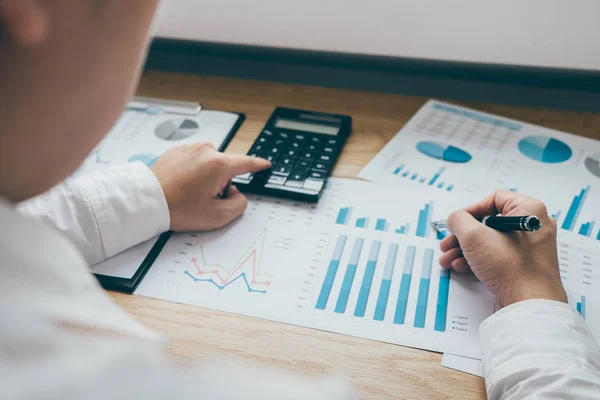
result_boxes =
[315,234,456,333]
[395,223,411,235]
[577,295,586,318]
[138,178,498,359]
[333,201,445,241]
[393,164,455,191]
[551,185,600,241]
[561,186,591,231]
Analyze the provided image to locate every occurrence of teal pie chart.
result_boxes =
[128,154,158,167]
[518,136,572,163]
[416,141,472,163]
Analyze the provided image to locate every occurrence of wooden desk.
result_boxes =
[111,71,600,399]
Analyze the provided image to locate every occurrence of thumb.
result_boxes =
[446,209,485,241]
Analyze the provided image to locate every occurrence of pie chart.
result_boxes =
[416,141,472,163]
[585,153,600,178]
[155,118,199,141]
[518,136,572,163]
[128,154,158,167]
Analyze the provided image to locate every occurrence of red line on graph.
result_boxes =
[191,250,271,286]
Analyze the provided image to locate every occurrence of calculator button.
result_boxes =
[285,167,309,187]
[303,178,324,192]
[301,151,316,159]
[257,136,270,144]
[281,157,296,165]
[286,149,298,157]
[294,134,306,141]
[247,151,264,158]
[322,146,335,154]
[267,175,287,186]
[269,146,282,154]
[275,139,286,146]
[289,141,302,149]
[311,136,322,143]
[308,169,326,180]
[262,130,274,137]
[296,158,313,168]
[318,154,332,162]
[263,154,279,164]
[305,144,321,152]
[272,164,292,175]
[326,138,339,145]
[277,132,290,139]
[313,161,330,171]
[236,172,252,181]
[250,143,266,152]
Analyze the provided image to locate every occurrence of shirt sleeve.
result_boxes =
[17,163,171,266]
[480,299,600,399]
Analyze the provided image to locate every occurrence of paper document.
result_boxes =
[441,354,484,377]
[136,175,600,357]
[359,100,600,248]
[137,178,495,359]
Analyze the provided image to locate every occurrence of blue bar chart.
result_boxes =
[316,235,347,309]
[414,249,434,328]
[561,186,591,231]
[393,164,405,175]
[333,202,444,241]
[393,246,416,324]
[392,164,454,190]
[577,295,586,319]
[428,167,445,186]
[579,221,596,238]
[395,223,410,235]
[374,243,399,321]
[355,218,370,228]
[416,202,433,238]
[354,241,382,317]
[376,218,389,232]
[336,207,352,225]
[435,269,450,332]
[335,238,365,313]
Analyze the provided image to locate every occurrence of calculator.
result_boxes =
[232,107,352,202]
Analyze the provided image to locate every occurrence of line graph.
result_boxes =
[184,228,272,293]
[184,271,267,294]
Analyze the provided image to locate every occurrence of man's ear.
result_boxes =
[0,0,48,46]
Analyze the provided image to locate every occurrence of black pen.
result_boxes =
[431,215,542,233]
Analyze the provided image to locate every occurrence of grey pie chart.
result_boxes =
[585,153,600,178]
[155,118,199,141]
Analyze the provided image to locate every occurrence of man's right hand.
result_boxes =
[439,190,567,308]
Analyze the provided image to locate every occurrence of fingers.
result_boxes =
[450,257,471,273]
[446,209,484,239]
[224,154,271,176]
[464,189,548,219]
[439,246,462,268]
[440,233,459,252]
[214,186,248,226]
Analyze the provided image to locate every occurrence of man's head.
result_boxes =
[0,0,160,202]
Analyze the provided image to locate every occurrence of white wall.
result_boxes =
[157,0,600,71]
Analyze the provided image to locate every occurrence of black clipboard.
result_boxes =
[94,111,246,293]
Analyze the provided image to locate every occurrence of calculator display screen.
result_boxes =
[274,118,340,135]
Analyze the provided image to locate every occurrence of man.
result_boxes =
[0,1,599,399]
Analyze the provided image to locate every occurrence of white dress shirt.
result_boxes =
[2,163,600,399]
